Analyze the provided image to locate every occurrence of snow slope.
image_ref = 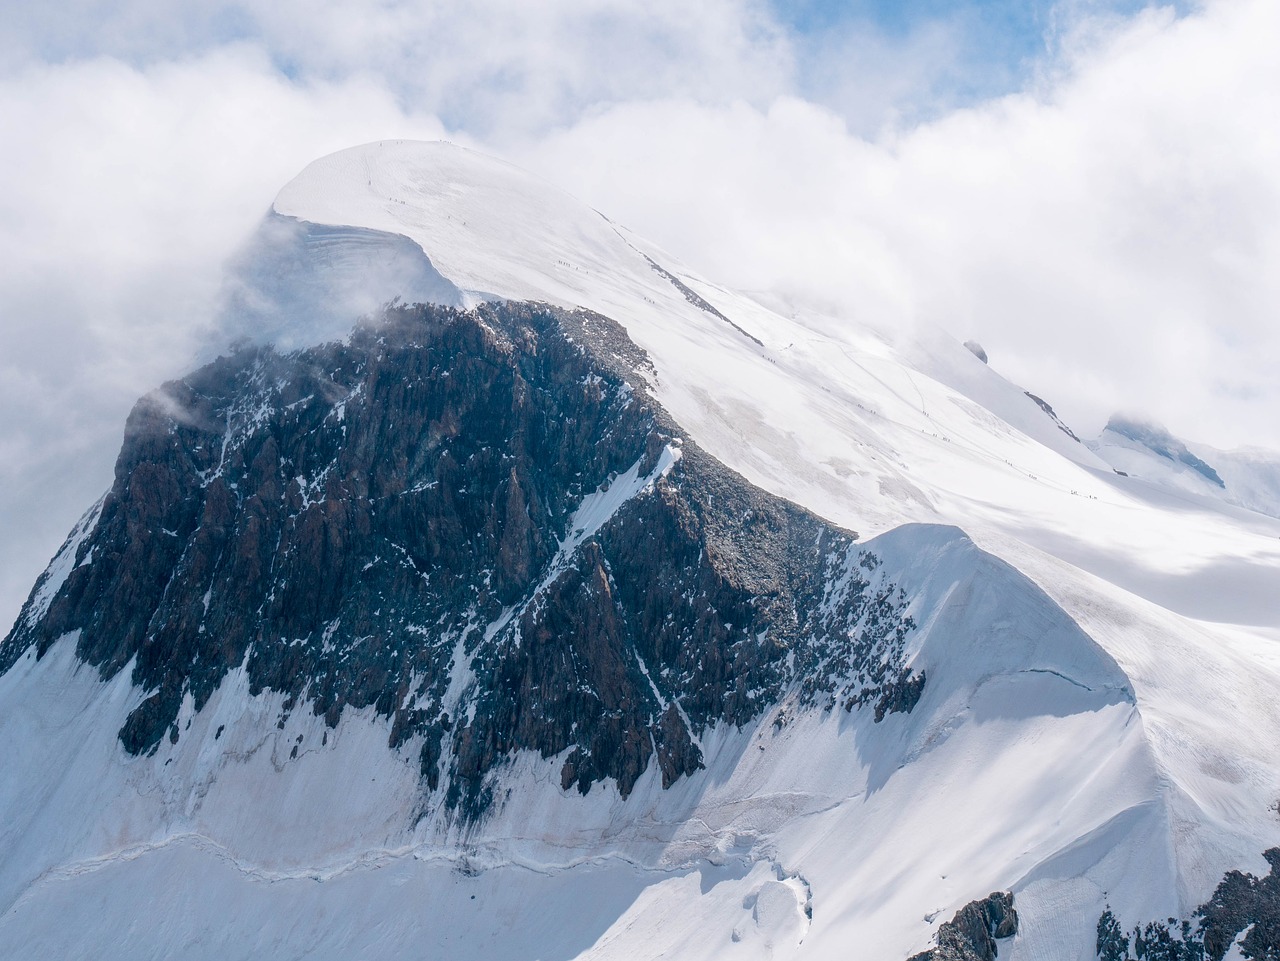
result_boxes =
[3,140,1279,959]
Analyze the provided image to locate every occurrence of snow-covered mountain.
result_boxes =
[1090,415,1280,522]
[1,140,1278,961]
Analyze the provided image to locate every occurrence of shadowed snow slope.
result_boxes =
[2,141,1278,960]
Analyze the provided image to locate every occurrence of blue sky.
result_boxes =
[774,0,1177,121]
[777,0,1162,51]
[777,0,1059,42]
[2,0,1187,136]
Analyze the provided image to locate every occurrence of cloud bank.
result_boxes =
[1,0,1276,633]
[522,0,1280,448]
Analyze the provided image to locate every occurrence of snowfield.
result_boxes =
[2,140,1278,960]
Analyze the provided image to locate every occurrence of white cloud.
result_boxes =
[515,0,1280,451]
[1,0,792,134]
[0,48,446,631]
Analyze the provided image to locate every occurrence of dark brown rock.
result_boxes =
[2,300,923,820]
[911,892,1018,961]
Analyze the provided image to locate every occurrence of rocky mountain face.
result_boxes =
[1,300,920,819]
[1096,849,1280,961]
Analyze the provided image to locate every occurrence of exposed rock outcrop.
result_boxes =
[1097,847,1280,961]
[912,893,1018,961]
[1,300,922,819]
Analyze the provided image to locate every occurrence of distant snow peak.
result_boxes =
[1090,414,1280,519]
[1103,415,1225,488]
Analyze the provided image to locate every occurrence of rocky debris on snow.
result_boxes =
[910,892,1018,961]
[1096,847,1280,961]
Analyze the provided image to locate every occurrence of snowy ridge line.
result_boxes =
[605,221,766,349]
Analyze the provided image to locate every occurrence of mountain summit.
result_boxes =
[1,142,1278,961]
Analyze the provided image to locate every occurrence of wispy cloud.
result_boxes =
[519,0,1280,451]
